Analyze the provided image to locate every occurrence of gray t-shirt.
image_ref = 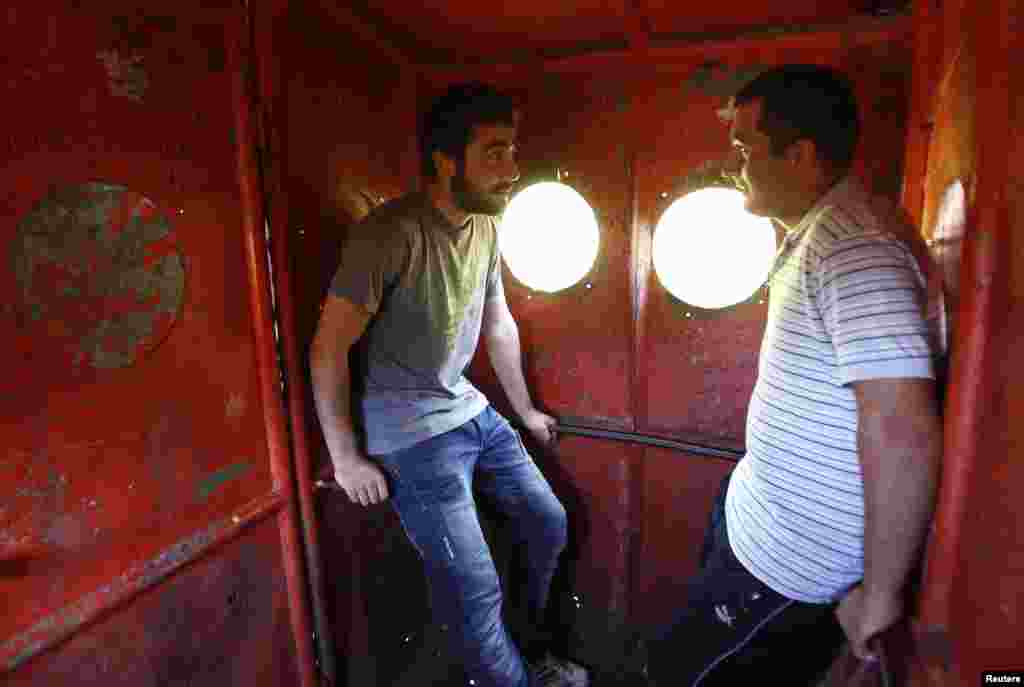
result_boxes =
[329,192,502,455]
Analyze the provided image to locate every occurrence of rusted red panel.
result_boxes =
[5,518,300,687]
[630,450,734,629]
[543,436,641,623]
[1,493,282,671]
[0,1,305,680]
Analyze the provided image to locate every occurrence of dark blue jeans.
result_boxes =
[646,472,843,686]
[375,406,568,687]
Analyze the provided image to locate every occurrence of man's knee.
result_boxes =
[536,497,568,554]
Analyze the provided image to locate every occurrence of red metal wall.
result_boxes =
[907,0,1024,681]
[1,2,311,683]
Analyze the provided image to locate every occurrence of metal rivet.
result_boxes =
[585,282,592,289]
[660,192,668,198]
[232,515,241,524]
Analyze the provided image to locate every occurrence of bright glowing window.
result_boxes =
[653,188,776,310]
[499,182,600,293]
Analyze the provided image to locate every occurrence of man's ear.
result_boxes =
[433,150,456,181]
[785,138,816,166]
[787,138,830,180]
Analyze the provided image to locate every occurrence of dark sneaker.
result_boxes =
[531,654,590,687]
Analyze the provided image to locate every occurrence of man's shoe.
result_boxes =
[530,654,590,687]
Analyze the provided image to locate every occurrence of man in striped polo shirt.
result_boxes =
[645,65,943,685]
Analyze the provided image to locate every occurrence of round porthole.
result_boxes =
[653,187,775,310]
[499,182,600,293]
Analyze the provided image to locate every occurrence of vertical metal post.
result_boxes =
[248,0,337,682]
[918,0,1010,634]
[227,4,319,686]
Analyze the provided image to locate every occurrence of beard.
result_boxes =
[452,164,511,216]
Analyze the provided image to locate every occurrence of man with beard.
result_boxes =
[310,82,590,687]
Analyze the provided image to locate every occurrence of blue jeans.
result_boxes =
[646,472,843,686]
[375,406,568,687]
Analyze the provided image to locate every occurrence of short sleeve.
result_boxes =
[328,221,407,316]
[816,236,935,385]
[485,223,504,303]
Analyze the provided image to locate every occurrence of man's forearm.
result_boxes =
[485,325,535,420]
[309,357,362,468]
[859,404,941,600]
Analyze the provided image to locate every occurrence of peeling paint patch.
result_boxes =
[11,183,185,374]
[225,393,247,419]
[195,462,253,503]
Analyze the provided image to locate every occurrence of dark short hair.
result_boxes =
[418,82,518,179]
[734,65,860,174]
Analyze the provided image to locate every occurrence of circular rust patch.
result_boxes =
[11,183,185,374]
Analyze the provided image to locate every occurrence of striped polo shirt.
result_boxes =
[725,177,937,604]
